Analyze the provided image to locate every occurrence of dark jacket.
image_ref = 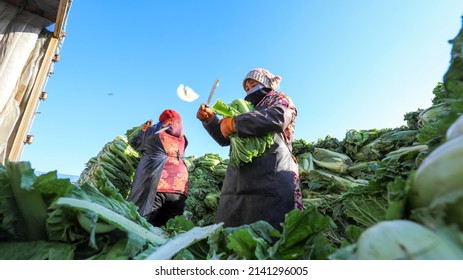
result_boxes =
[127,122,188,217]
[203,89,300,230]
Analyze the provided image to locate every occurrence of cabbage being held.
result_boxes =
[211,98,274,167]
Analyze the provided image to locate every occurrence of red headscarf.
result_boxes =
[159,109,183,137]
[159,109,181,122]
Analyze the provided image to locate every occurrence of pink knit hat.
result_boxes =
[242,68,282,91]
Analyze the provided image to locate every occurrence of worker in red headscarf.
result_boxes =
[127,109,189,227]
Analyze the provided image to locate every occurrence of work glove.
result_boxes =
[141,120,153,132]
[219,117,236,138]
[196,104,215,124]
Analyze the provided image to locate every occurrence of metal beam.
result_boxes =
[7,37,59,161]
[7,0,71,161]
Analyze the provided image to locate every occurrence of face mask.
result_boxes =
[245,90,267,106]
[246,84,264,95]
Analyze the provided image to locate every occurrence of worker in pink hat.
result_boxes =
[196,68,302,231]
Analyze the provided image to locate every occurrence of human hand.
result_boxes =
[141,119,153,131]
[196,103,215,123]
[219,117,236,138]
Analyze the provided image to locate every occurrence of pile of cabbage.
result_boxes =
[1,19,463,261]
[183,153,225,226]
[0,159,334,260]
[289,25,463,259]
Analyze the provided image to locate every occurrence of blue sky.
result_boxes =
[21,1,463,176]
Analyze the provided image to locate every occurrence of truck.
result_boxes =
[0,0,72,164]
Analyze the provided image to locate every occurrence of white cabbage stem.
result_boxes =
[446,114,463,140]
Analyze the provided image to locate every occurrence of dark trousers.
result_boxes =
[145,192,186,227]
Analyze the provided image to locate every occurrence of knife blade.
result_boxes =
[154,125,171,134]
[206,77,220,106]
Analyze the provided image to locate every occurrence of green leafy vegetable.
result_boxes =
[145,223,222,260]
[0,240,75,260]
[211,98,274,166]
[354,220,463,260]
[410,134,463,228]
[312,148,353,174]
[53,197,167,246]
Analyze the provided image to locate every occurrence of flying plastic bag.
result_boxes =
[177,84,199,102]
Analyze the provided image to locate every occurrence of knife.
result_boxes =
[206,77,220,106]
[154,124,171,134]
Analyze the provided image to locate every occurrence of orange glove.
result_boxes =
[196,104,215,124]
[219,117,236,138]
[141,120,153,132]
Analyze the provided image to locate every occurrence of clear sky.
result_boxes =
[20,1,463,176]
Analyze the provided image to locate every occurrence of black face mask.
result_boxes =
[245,88,270,106]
